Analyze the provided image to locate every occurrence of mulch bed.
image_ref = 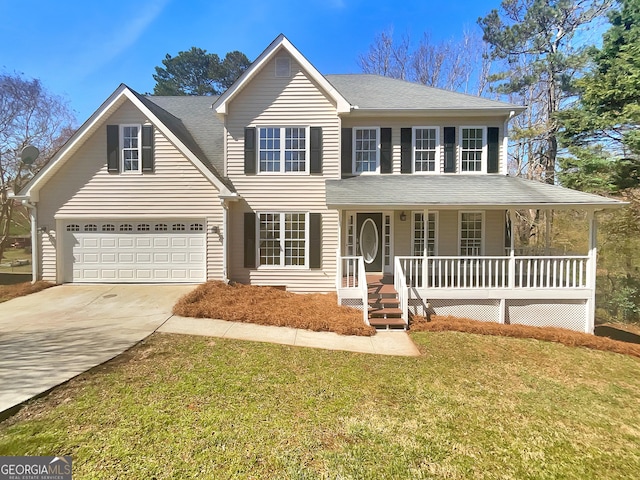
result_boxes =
[173,281,376,336]
[411,315,640,358]
[0,281,53,303]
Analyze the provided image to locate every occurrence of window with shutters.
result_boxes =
[460,127,486,173]
[353,127,379,173]
[258,127,308,173]
[413,127,439,173]
[258,212,307,267]
[121,125,141,173]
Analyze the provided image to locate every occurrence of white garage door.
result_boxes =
[64,220,206,283]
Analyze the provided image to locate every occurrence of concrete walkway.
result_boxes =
[159,316,421,357]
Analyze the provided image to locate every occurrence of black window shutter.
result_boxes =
[142,125,154,172]
[341,128,352,175]
[107,125,119,172]
[309,213,321,269]
[380,128,392,173]
[487,127,500,173]
[244,212,256,268]
[444,127,456,173]
[244,127,256,174]
[401,128,412,173]
[310,127,322,174]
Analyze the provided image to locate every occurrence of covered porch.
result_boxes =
[326,175,624,333]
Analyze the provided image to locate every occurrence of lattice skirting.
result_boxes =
[419,298,588,332]
[340,298,365,311]
[506,299,587,332]
[427,299,500,322]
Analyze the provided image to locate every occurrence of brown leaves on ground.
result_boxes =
[411,315,640,358]
[0,281,54,303]
[173,281,376,336]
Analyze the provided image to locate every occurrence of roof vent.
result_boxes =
[275,57,291,78]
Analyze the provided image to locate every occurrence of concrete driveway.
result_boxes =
[0,284,195,415]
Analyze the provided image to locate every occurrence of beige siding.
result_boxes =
[226,52,340,292]
[341,117,506,175]
[388,209,506,258]
[40,231,56,282]
[37,100,224,282]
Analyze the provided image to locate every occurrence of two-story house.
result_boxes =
[17,35,623,333]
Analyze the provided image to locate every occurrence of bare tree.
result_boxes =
[359,28,493,96]
[0,72,75,262]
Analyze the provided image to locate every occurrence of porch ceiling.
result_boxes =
[325,175,626,210]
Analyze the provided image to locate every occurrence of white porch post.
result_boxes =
[586,210,598,333]
[336,209,342,293]
[508,208,516,289]
[423,208,429,288]
[221,199,229,283]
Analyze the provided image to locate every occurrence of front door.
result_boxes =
[357,213,383,272]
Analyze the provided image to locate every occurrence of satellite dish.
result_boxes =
[21,145,40,165]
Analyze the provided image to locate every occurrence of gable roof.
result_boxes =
[213,34,351,115]
[326,175,625,209]
[326,74,524,115]
[19,84,234,201]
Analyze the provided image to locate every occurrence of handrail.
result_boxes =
[394,257,409,324]
[357,257,369,326]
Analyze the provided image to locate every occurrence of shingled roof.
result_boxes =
[326,74,523,112]
[326,175,624,209]
[139,94,234,191]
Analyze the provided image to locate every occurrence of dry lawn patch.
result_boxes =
[0,281,53,303]
[173,281,376,336]
[411,314,640,358]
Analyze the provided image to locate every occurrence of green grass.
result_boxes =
[0,248,31,273]
[1,332,639,479]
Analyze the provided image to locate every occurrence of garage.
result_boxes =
[63,220,206,283]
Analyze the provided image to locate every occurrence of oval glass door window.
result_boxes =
[359,218,379,264]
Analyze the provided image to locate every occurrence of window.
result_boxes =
[102,224,115,232]
[172,223,185,231]
[258,212,307,267]
[460,127,485,172]
[460,212,483,256]
[83,224,97,232]
[66,224,80,232]
[137,224,150,232]
[121,125,141,173]
[190,223,204,231]
[353,128,379,173]
[154,223,167,231]
[258,127,307,173]
[119,224,133,232]
[414,127,438,172]
[412,212,438,256]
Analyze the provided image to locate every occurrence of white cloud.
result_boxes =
[71,0,170,80]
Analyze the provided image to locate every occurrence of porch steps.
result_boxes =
[367,275,406,330]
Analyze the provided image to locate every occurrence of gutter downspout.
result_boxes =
[22,200,38,284]
[221,199,229,283]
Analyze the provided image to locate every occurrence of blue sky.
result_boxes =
[0,1,525,122]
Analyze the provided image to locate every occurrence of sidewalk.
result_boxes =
[159,316,421,357]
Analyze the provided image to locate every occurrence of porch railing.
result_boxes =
[336,254,369,326]
[396,255,590,290]
[393,257,410,323]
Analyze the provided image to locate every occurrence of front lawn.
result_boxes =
[1,332,638,479]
